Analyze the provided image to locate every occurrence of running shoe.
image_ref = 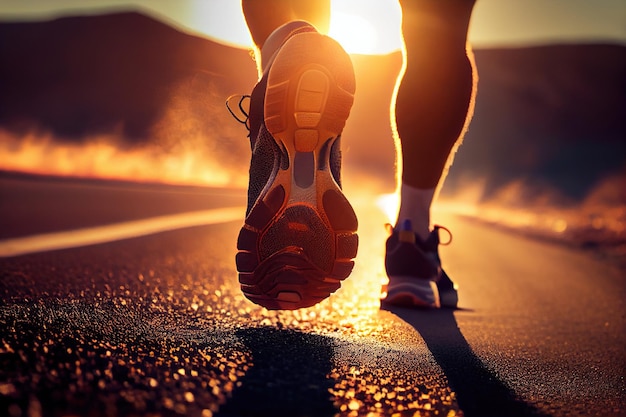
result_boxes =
[230,22,358,310]
[381,220,458,308]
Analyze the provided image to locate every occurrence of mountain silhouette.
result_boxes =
[0,11,624,200]
[0,11,256,141]
[453,44,626,200]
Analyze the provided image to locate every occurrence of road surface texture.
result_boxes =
[0,175,624,417]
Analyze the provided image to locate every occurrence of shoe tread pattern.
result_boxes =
[236,31,358,310]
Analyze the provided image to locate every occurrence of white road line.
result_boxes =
[0,207,245,258]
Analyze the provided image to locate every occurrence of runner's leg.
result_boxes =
[394,0,477,239]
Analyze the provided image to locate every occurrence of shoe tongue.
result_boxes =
[395,219,439,251]
[395,219,414,243]
[400,219,412,232]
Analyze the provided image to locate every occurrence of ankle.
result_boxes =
[394,184,435,241]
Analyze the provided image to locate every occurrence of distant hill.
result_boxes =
[0,12,624,201]
[452,44,626,200]
[0,11,256,140]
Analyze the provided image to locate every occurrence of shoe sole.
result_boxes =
[381,276,441,308]
[236,32,358,310]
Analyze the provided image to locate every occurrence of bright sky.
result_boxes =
[1,0,625,54]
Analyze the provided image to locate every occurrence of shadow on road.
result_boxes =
[383,305,549,417]
[216,326,337,417]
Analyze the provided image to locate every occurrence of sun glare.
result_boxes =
[376,193,399,224]
[164,0,403,55]
[329,1,403,55]
[329,12,378,54]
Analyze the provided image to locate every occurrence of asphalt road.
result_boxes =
[0,175,624,417]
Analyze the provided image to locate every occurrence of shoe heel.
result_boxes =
[264,32,355,157]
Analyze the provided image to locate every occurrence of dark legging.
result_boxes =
[395,0,476,188]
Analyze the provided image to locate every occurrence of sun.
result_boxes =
[328,0,403,55]
[328,12,379,54]
[170,0,402,55]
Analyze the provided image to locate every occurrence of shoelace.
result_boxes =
[225,94,251,135]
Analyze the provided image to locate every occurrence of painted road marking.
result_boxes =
[0,207,244,258]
